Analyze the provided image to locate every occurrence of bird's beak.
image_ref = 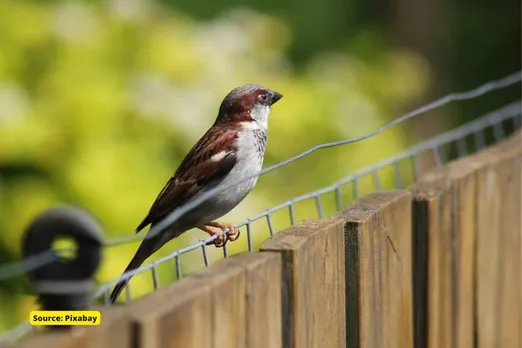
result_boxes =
[269,91,283,105]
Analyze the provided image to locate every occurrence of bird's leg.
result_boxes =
[206,221,240,243]
[197,222,240,248]
[197,224,226,247]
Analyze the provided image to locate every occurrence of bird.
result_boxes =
[110,84,283,303]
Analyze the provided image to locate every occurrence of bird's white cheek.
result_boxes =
[249,105,270,129]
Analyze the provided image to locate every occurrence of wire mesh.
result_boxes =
[115,71,522,246]
[95,100,522,303]
[0,70,520,343]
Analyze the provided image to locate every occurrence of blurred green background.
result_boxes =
[0,0,520,333]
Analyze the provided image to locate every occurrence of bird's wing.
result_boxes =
[135,127,238,232]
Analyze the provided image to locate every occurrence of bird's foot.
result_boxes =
[207,221,240,245]
[197,222,240,248]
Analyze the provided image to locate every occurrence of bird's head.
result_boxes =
[215,84,283,127]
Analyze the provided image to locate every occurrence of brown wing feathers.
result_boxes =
[135,127,239,232]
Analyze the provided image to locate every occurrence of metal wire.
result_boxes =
[47,101,522,309]
[334,185,342,211]
[315,195,325,218]
[222,238,229,258]
[246,222,253,251]
[492,120,505,141]
[103,71,522,246]
[175,255,182,280]
[352,178,359,200]
[457,137,468,157]
[0,73,520,343]
[434,146,445,166]
[266,214,275,236]
[97,100,521,303]
[474,129,486,150]
[0,77,519,284]
[1,103,520,343]
[151,264,159,290]
[201,243,210,267]
[0,250,56,281]
[125,282,132,303]
[0,322,33,343]
[372,170,382,190]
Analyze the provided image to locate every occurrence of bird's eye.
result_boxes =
[259,93,269,102]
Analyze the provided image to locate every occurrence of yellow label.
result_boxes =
[30,311,101,326]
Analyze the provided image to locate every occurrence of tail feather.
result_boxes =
[111,221,177,304]
[135,215,151,234]
[110,242,153,303]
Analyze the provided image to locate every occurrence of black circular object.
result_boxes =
[21,206,103,283]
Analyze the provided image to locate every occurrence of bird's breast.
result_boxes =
[187,127,267,224]
[231,128,266,187]
[211,129,266,205]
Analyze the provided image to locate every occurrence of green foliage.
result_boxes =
[0,0,428,332]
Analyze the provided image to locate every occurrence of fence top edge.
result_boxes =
[228,250,282,268]
[260,217,344,251]
[412,130,522,194]
[333,190,411,223]
[485,129,522,156]
[121,273,212,321]
[116,251,282,318]
[410,176,452,200]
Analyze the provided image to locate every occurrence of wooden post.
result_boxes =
[334,190,413,348]
[410,174,453,348]
[473,132,522,348]
[411,131,522,348]
[412,157,481,348]
[123,252,282,348]
[241,253,283,348]
[260,218,346,348]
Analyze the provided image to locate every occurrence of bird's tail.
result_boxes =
[109,239,155,304]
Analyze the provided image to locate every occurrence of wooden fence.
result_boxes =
[11,130,522,348]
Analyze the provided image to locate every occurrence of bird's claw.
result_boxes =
[200,222,240,248]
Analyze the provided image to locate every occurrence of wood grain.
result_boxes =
[334,190,413,348]
[410,173,453,348]
[411,156,482,348]
[410,130,522,348]
[124,251,282,348]
[260,217,346,348]
[237,252,282,348]
[473,131,522,348]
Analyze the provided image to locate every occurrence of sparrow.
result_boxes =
[110,84,283,303]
